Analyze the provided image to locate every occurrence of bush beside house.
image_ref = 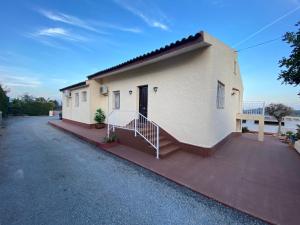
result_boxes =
[0,85,9,117]
[9,94,56,116]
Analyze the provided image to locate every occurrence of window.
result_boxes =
[234,60,237,75]
[66,98,70,107]
[82,91,87,102]
[75,93,79,107]
[216,81,225,109]
[113,91,120,109]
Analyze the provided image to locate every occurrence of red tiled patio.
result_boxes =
[49,119,300,225]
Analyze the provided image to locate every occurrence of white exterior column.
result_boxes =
[258,116,264,142]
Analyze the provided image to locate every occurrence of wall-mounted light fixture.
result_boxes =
[231,88,239,96]
[129,90,133,95]
[153,86,158,93]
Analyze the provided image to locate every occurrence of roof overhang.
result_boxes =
[88,31,211,80]
[59,81,87,92]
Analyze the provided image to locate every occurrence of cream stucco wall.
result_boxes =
[62,86,91,124]
[91,48,213,147]
[203,33,243,146]
[86,79,103,124]
[61,32,243,148]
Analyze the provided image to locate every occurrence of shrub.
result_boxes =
[94,108,106,124]
[8,95,55,116]
[0,85,9,117]
[242,127,249,133]
[285,131,297,144]
[104,133,117,143]
[286,131,294,138]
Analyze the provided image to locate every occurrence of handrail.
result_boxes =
[242,101,265,115]
[107,110,160,159]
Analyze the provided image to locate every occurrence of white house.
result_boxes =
[60,31,245,158]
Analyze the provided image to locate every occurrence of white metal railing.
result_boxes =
[242,101,265,115]
[107,110,136,131]
[107,110,160,159]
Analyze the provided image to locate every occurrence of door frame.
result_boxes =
[138,85,148,118]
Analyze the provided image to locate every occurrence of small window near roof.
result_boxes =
[82,91,87,102]
[234,60,237,75]
[216,81,225,109]
[113,91,120,109]
[75,93,79,107]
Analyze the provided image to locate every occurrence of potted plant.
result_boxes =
[94,108,106,129]
[285,131,298,147]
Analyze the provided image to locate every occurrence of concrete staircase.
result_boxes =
[158,134,181,158]
[115,124,181,159]
[138,125,181,158]
[108,111,181,159]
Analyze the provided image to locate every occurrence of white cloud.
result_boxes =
[0,65,42,88]
[119,27,142,33]
[38,9,105,34]
[0,65,70,100]
[94,22,142,33]
[34,27,88,42]
[38,27,67,36]
[50,78,68,84]
[114,0,170,31]
[152,21,168,30]
[37,8,142,34]
[0,74,41,88]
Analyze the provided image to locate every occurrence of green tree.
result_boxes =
[278,21,300,94]
[265,103,293,135]
[9,94,56,116]
[9,98,23,115]
[48,99,61,110]
[0,84,9,117]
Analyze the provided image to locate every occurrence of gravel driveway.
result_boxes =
[0,116,265,225]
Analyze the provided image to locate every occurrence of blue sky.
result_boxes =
[0,0,299,108]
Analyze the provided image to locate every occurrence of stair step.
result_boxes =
[159,135,167,141]
[159,145,180,158]
[159,140,173,148]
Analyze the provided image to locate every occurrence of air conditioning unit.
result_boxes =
[100,85,108,95]
[64,90,71,98]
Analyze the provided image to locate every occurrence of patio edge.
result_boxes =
[48,120,274,225]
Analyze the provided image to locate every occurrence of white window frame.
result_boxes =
[75,93,79,107]
[113,91,120,109]
[81,91,87,102]
[216,81,225,109]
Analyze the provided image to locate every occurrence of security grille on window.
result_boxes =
[113,91,120,109]
[75,93,79,107]
[82,91,87,102]
[217,81,225,109]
